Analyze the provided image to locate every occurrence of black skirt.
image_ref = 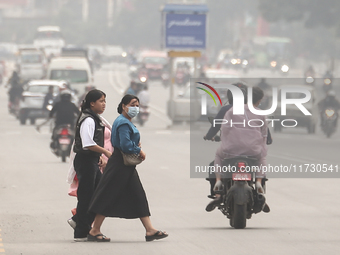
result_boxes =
[89,148,151,219]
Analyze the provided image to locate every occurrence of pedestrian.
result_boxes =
[72,89,112,242]
[67,116,114,225]
[87,94,168,242]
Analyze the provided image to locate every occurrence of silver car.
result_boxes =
[19,80,66,125]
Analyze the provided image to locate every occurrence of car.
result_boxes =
[47,57,93,94]
[137,50,168,79]
[272,84,318,133]
[18,80,66,125]
[168,71,240,122]
[16,48,47,81]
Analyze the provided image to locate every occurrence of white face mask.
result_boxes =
[126,106,139,118]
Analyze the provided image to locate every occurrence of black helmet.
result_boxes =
[60,89,72,101]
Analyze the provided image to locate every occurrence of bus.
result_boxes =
[252,36,292,68]
[33,26,66,57]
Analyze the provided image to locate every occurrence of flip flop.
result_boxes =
[87,233,110,242]
[145,230,168,242]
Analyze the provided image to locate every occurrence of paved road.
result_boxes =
[0,64,339,254]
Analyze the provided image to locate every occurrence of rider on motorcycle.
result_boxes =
[49,90,80,148]
[7,71,23,106]
[205,86,270,213]
[204,83,272,198]
[318,90,340,126]
[304,65,316,78]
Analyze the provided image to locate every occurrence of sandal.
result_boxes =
[145,230,168,242]
[87,233,111,242]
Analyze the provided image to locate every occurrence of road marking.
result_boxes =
[3,131,21,135]
[155,131,172,135]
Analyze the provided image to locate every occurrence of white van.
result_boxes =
[47,57,93,94]
[17,48,47,81]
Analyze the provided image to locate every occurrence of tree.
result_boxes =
[258,0,340,33]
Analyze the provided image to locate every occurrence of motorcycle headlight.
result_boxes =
[306,76,314,83]
[281,65,289,72]
[324,78,332,85]
[140,76,147,83]
[242,60,248,66]
[325,109,335,117]
[231,59,238,65]
[46,105,53,111]
[270,61,277,67]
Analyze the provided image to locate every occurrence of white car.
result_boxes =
[19,80,66,125]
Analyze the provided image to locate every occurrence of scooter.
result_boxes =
[321,108,338,138]
[51,124,74,162]
[137,105,150,126]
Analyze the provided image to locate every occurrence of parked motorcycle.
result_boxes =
[137,106,150,126]
[51,124,74,162]
[321,107,337,138]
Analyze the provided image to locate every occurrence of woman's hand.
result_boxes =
[98,156,107,169]
[139,150,146,161]
[138,141,142,148]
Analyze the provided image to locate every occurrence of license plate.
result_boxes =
[59,138,70,145]
[232,173,251,181]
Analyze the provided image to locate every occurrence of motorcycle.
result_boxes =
[51,124,74,162]
[137,105,150,126]
[321,108,337,138]
[322,78,333,93]
[205,118,267,229]
[138,68,148,84]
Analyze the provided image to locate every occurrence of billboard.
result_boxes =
[165,13,206,49]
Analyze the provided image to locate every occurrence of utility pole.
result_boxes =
[107,0,114,27]
[82,0,89,22]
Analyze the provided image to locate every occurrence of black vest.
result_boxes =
[73,109,105,158]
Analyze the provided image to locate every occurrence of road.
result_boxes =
[0,64,339,255]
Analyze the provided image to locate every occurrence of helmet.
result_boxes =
[60,89,72,100]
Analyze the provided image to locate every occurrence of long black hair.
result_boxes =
[80,89,106,111]
[117,94,139,114]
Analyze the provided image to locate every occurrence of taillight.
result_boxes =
[60,128,69,136]
[238,162,246,171]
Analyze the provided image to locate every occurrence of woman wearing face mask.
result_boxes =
[87,94,168,242]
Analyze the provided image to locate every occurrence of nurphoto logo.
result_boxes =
[196,82,312,116]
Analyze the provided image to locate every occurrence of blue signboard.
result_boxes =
[165,13,206,49]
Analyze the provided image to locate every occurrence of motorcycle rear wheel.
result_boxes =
[231,204,247,229]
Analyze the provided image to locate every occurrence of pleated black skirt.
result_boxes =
[89,148,151,219]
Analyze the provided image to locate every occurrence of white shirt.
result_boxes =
[80,117,96,149]
[137,90,150,106]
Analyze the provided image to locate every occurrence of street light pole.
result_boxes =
[82,0,89,22]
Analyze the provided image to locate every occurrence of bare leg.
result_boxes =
[140,216,167,236]
[89,214,107,237]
